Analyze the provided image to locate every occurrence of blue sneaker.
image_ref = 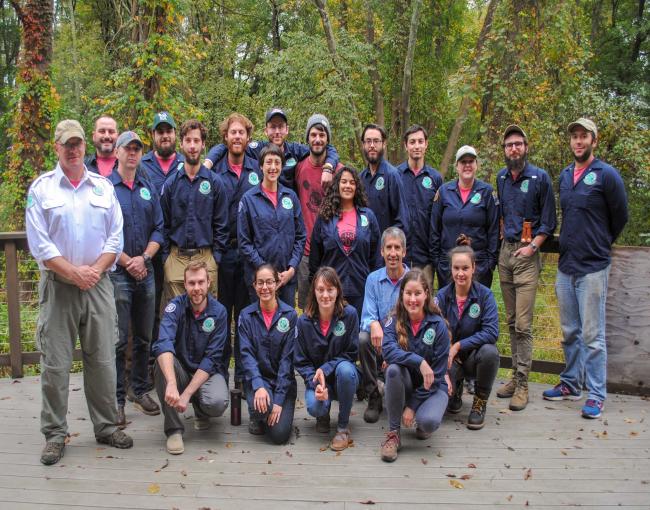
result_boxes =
[581,399,604,419]
[543,383,582,401]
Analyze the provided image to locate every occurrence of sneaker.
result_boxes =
[496,378,517,398]
[363,390,383,423]
[447,379,464,414]
[316,413,330,433]
[133,393,161,416]
[415,427,431,440]
[380,430,401,462]
[166,433,184,455]
[509,382,529,411]
[194,417,211,431]
[330,429,351,451]
[248,419,265,435]
[467,396,488,430]
[96,429,133,449]
[116,405,126,430]
[40,441,65,465]
[543,383,582,401]
[581,399,604,419]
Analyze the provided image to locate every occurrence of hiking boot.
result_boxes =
[96,429,133,449]
[447,379,464,414]
[543,382,582,401]
[194,417,211,431]
[509,381,529,411]
[116,405,126,430]
[467,396,488,430]
[381,430,401,462]
[133,393,160,416]
[363,390,383,423]
[40,441,65,466]
[497,378,517,398]
[415,428,431,440]
[356,386,367,402]
[581,399,604,419]
[316,413,330,433]
[330,429,352,451]
[248,419,265,435]
[166,433,184,455]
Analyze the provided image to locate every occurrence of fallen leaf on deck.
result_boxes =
[560,450,568,456]
[630,431,639,437]
[180,470,187,477]
[467,463,477,468]
[335,451,342,456]
[207,449,217,454]
[267,460,272,464]
[225,442,233,448]
[180,482,186,489]
[359,500,376,505]
[285,451,293,457]
[0,397,10,400]
[197,456,207,461]
[445,473,455,478]
[506,495,513,502]
[498,408,512,415]
[155,459,169,472]
[524,468,533,480]
[504,463,511,469]
[436,451,443,458]
[624,418,636,424]
[449,480,464,489]
[147,483,160,494]
[460,474,472,480]
[594,430,608,439]
[294,426,301,439]
[319,446,328,452]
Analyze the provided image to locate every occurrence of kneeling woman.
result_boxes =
[239,264,298,444]
[294,267,360,451]
[381,269,450,462]
[436,235,499,430]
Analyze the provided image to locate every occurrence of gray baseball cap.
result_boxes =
[116,131,143,149]
[455,145,477,163]
[305,114,331,142]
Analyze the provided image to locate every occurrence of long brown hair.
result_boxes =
[305,267,347,320]
[392,269,443,350]
[318,167,368,222]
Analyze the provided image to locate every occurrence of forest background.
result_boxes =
[0,0,648,244]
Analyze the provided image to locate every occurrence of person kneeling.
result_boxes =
[381,269,450,462]
[239,264,298,444]
[295,267,360,452]
[152,261,230,455]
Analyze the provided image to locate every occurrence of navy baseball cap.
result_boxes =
[265,107,288,124]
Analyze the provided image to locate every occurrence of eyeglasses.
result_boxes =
[254,279,277,288]
[363,139,383,147]
[504,141,525,149]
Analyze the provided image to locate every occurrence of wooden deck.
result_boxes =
[0,374,649,509]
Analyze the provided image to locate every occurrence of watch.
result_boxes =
[530,242,538,252]
[142,253,152,263]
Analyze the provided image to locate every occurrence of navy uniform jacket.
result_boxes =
[108,169,164,258]
[558,158,628,276]
[85,153,118,176]
[309,207,382,299]
[360,159,410,238]
[430,179,499,275]
[160,163,229,263]
[382,312,450,407]
[212,154,262,245]
[152,294,229,379]
[435,281,499,353]
[238,300,297,406]
[139,150,184,195]
[294,304,360,389]
[496,163,556,242]
[396,162,443,267]
[206,140,339,191]
[237,184,306,283]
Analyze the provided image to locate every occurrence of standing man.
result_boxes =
[160,119,228,303]
[359,227,409,423]
[140,111,185,195]
[109,131,163,427]
[495,125,556,411]
[211,112,261,390]
[152,261,230,455]
[360,124,409,238]
[543,118,628,419]
[26,120,133,465]
[85,115,119,177]
[294,114,343,309]
[395,124,442,287]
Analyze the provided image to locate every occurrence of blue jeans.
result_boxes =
[556,266,610,402]
[304,361,359,430]
[110,266,155,405]
[246,382,297,444]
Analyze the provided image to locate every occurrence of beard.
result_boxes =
[573,145,593,164]
[505,154,527,173]
[156,145,175,158]
[310,143,326,157]
[184,154,201,165]
[363,147,384,165]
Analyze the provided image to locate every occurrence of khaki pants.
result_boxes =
[498,241,541,380]
[36,272,119,442]
[163,246,218,308]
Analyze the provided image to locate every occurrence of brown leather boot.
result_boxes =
[496,378,517,398]
[509,380,529,411]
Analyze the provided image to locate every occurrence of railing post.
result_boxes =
[5,240,23,378]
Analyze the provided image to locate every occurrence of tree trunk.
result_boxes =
[365,7,384,126]
[66,0,80,103]
[439,0,499,177]
[630,0,647,63]
[270,0,281,51]
[400,0,422,145]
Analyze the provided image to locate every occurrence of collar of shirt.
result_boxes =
[377,264,410,285]
[55,163,93,189]
[252,182,290,198]
[214,154,258,175]
[108,168,149,189]
[362,158,388,179]
[252,299,293,322]
[179,164,211,181]
[504,162,536,183]
[182,294,221,321]
[397,161,434,177]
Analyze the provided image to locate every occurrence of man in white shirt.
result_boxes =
[25,119,134,466]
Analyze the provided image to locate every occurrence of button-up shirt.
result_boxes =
[139,150,184,196]
[26,164,123,270]
[360,264,409,332]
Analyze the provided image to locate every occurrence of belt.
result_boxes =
[177,247,201,257]
[46,271,106,285]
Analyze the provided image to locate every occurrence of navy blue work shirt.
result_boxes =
[396,162,443,267]
[496,163,556,242]
[309,207,382,299]
[360,159,410,238]
[160,163,229,263]
[152,294,229,379]
[382,312,450,407]
[211,154,262,244]
[558,158,628,276]
[294,304,360,389]
[430,179,499,275]
[435,281,499,352]
[206,140,340,190]
[108,169,164,258]
[139,150,184,196]
[237,184,307,284]
[238,300,297,407]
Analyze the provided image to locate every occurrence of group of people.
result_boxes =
[25,108,628,466]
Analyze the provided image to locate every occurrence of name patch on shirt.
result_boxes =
[248,173,259,185]
[199,181,211,195]
[92,185,105,196]
[285,157,297,168]
[164,303,176,313]
[140,188,151,201]
[26,193,35,208]
[469,303,481,318]
[520,180,529,193]
[333,320,346,337]
[282,197,293,210]
[584,172,596,185]
[470,192,481,205]
[422,176,433,189]
[277,317,290,333]
[375,176,385,191]
[422,328,435,345]
[360,214,369,227]
[202,317,216,332]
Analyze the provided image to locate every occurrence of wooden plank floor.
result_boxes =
[0,374,649,509]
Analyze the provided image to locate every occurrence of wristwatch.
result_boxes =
[142,253,152,263]
[530,242,538,252]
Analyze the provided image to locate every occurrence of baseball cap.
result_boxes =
[116,131,144,149]
[55,120,85,144]
[305,114,331,142]
[455,145,478,163]
[265,107,288,124]
[567,118,597,138]
[502,124,527,140]
[152,111,177,130]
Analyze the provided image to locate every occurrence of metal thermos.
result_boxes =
[230,388,242,426]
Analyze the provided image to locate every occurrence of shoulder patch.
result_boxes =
[164,302,176,313]
[422,328,436,345]
[469,303,481,319]
[277,317,290,333]
[333,320,346,337]
[249,141,259,149]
